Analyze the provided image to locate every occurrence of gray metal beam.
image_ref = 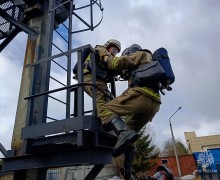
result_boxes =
[24,44,94,68]
[11,0,55,156]
[66,0,73,119]
[91,52,97,116]
[1,147,112,172]
[77,50,84,116]
[21,116,102,140]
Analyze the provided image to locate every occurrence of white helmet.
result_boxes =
[104,39,121,52]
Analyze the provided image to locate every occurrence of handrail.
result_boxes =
[24,82,113,101]
[25,44,94,68]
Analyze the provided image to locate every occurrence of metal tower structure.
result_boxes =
[0,0,117,179]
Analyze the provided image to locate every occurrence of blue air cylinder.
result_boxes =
[153,48,175,85]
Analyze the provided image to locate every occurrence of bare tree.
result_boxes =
[160,138,188,157]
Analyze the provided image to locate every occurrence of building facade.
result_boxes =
[185,131,220,176]
[184,131,220,154]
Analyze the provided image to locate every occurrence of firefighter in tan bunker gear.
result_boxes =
[98,44,161,158]
[83,39,121,117]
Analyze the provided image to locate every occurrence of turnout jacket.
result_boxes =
[83,45,120,82]
[83,45,110,74]
[105,50,161,103]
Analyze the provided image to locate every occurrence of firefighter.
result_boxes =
[83,39,121,116]
[98,44,161,157]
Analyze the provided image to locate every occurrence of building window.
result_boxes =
[161,159,168,164]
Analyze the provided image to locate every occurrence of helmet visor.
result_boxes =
[108,46,120,56]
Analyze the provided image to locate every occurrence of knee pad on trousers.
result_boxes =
[103,116,127,135]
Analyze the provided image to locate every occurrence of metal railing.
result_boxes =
[0,0,103,51]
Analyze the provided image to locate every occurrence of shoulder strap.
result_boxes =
[72,47,92,74]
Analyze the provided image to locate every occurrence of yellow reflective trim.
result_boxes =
[83,68,89,73]
[83,54,91,73]
[99,110,114,117]
[138,87,160,100]
[111,57,120,69]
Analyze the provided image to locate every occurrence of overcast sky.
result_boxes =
[1,0,220,157]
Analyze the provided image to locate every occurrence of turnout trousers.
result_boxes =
[98,87,160,132]
[84,73,113,116]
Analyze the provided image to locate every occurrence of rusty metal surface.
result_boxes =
[11,0,55,156]
[11,37,36,155]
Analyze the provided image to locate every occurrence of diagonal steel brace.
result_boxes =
[0,8,37,37]
[0,142,7,157]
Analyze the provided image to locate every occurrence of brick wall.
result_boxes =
[149,155,197,177]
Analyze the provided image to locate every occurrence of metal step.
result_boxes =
[27,129,117,154]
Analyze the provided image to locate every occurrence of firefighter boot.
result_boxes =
[103,116,139,157]
[123,143,135,180]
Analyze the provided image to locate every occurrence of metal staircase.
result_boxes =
[0,1,117,179]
